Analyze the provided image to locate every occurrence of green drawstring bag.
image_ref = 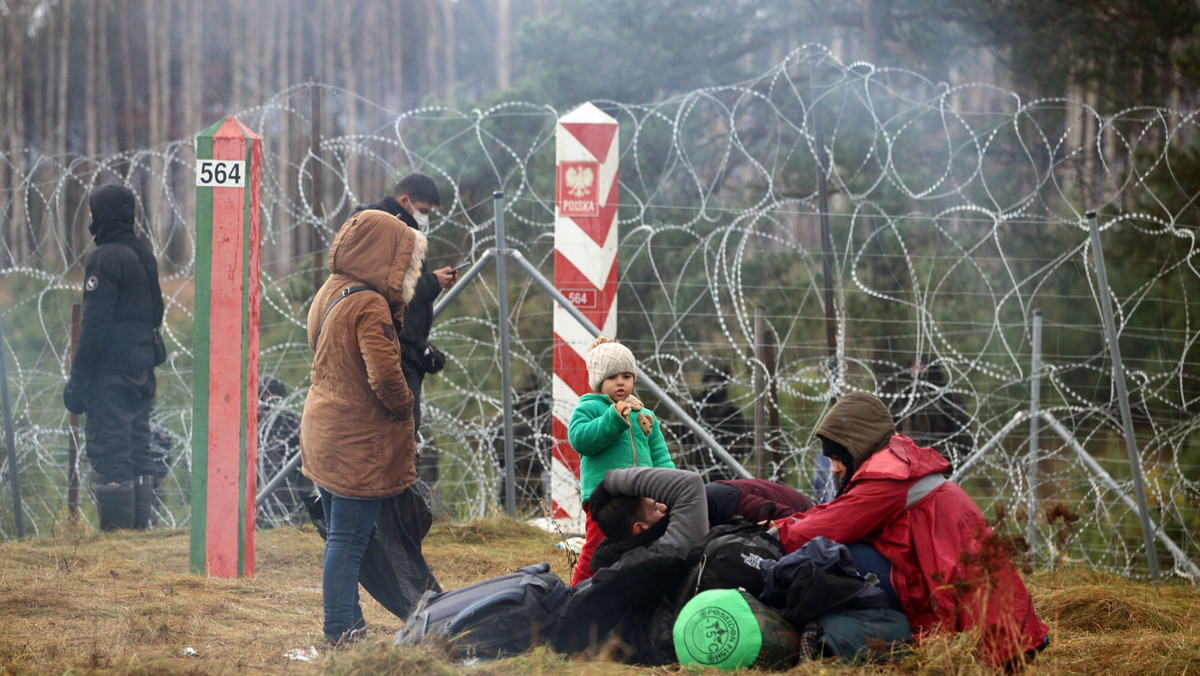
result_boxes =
[673,588,799,670]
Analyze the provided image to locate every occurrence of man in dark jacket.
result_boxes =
[63,184,164,531]
[554,467,708,663]
[353,173,456,439]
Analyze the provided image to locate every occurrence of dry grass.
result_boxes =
[1,516,1197,675]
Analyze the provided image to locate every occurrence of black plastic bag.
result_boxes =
[307,479,441,619]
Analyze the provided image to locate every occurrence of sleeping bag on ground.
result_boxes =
[673,588,799,670]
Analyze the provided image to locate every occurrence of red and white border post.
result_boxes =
[552,103,619,533]
[190,116,262,577]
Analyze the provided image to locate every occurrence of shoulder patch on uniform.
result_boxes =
[85,276,99,292]
[382,322,397,341]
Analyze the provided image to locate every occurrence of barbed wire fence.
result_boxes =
[1,45,1197,581]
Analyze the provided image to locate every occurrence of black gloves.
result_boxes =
[422,345,446,374]
[63,377,87,414]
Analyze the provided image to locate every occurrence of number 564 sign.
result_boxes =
[195,159,245,187]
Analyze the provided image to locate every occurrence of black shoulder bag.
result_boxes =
[312,285,375,348]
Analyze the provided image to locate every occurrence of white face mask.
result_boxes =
[412,210,430,228]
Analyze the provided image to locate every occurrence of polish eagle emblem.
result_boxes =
[565,165,594,198]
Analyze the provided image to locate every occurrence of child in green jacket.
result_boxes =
[567,335,674,584]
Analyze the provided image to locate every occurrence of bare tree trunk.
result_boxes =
[862,0,882,64]
[419,0,435,101]
[86,2,99,159]
[230,3,246,112]
[144,0,173,258]
[118,1,136,150]
[441,0,456,108]
[338,3,360,210]
[260,1,292,267]
[95,1,112,157]
[55,0,73,266]
[279,7,300,262]
[57,0,71,158]
[398,4,412,111]
[1,10,23,266]
[32,12,47,160]
[147,0,167,148]
[183,1,203,139]
[175,0,203,264]
[497,0,512,90]
[1,13,10,268]
[10,6,29,264]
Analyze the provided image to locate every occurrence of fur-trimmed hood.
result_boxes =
[299,209,426,498]
[328,209,426,310]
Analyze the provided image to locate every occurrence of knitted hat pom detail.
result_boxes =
[585,335,637,393]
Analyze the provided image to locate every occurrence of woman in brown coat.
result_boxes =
[299,209,426,645]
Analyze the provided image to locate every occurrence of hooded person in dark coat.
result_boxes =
[352,173,456,440]
[771,392,1049,667]
[63,184,164,531]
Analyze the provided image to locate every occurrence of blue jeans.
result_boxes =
[318,486,383,643]
[847,541,902,612]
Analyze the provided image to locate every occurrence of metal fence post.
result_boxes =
[495,192,517,517]
[1087,210,1160,580]
[0,311,24,538]
[1027,309,1042,564]
[753,306,766,478]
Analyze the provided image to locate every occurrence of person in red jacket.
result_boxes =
[770,391,1049,667]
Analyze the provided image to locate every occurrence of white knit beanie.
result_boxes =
[586,336,637,392]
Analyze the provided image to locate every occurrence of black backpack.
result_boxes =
[552,545,690,665]
[680,517,785,600]
[393,562,569,659]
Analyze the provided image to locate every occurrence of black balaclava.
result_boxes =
[87,185,137,244]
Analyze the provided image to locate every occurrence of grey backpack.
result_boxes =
[393,562,569,659]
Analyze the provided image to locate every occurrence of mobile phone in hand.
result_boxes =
[451,260,470,273]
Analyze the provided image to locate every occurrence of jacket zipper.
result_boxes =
[628,422,638,466]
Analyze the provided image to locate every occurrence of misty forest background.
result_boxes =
[2,0,1200,581]
[7,0,1200,203]
[7,0,1200,313]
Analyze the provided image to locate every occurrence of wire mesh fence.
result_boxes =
[1,46,1197,580]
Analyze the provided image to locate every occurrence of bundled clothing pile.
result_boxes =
[564,469,910,668]
[395,421,1048,671]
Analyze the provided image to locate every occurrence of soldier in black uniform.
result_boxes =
[63,185,164,530]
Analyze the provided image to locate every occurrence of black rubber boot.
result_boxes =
[94,480,135,531]
[133,474,157,530]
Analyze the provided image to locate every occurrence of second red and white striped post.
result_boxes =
[551,103,620,533]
